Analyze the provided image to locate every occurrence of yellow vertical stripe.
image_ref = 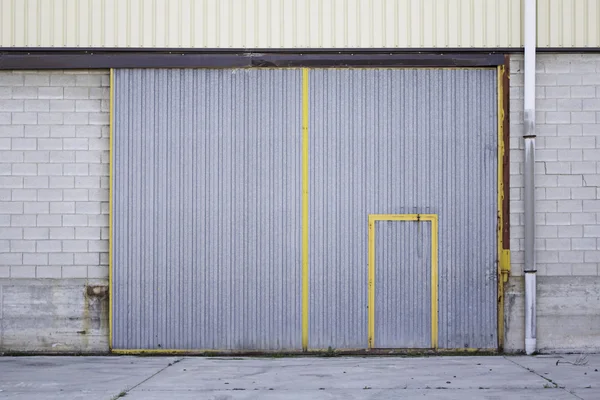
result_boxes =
[431,215,439,349]
[108,68,114,350]
[301,68,309,351]
[367,215,375,348]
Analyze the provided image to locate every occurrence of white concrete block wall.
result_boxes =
[510,54,600,277]
[0,70,109,280]
[507,54,600,353]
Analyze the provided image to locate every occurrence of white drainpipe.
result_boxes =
[524,0,537,355]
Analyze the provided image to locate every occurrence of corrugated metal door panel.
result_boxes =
[375,221,431,348]
[113,69,302,350]
[309,69,497,350]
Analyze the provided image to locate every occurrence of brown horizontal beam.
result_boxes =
[0,50,506,69]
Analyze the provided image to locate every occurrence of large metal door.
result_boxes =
[112,69,302,350]
[309,69,498,350]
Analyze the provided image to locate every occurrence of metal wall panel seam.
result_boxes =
[109,68,114,351]
[301,67,309,352]
[431,214,438,350]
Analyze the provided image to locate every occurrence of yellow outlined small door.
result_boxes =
[368,214,438,349]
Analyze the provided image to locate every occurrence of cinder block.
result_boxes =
[557,175,584,187]
[36,214,62,227]
[582,124,599,135]
[0,151,24,163]
[23,228,48,239]
[88,214,108,227]
[546,213,571,225]
[0,87,11,99]
[89,113,109,125]
[75,203,101,215]
[0,227,22,239]
[63,189,88,201]
[36,188,63,201]
[90,189,109,202]
[62,240,88,252]
[37,112,64,125]
[36,240,62,252]
[23,202,49,214]
[75,177,100,188]
[546,86,571,98]
[558,250,584,263]
[23,75,50,86]
[572,238,597,250]
[11,214,37,227]
[74,253,99,265]
[75,151,101,164]
[24,100,50,112]
[10,266,36,278]
[12,189,37,201]
[571,187,596,199]
[11,86,36,99]
[49,151,76,163]
[583,99,600,111]
[76,126,102,138]
[101,75,110,87]
[545,187,570,200]
[38,138,63,150]
[0,202,23,214]
[572,112,596,124]
[64,88,89,99]
[50,75,76,87]
[63,138,88,150]
[557,74,583,86]
[23,253,48,265]
[89,240,108,252]
[49,99,75,112]
[545,238,571,250]
[584,251,600,262]
[49,253,74,265]
[0,266,9,277]
[0,112,11,124]
[571,212,597,225]
[62,214,88,227]
[0,99,24,112]
[10,240,36,252]
[583,200,600,212]
[50,202,75,214]
[49,176,74,188]
[558,225,583,238]
[88,265,108,278]
[12,164,38,175]
[63,112,89,125]
[24,125,50,138]
[544,137,570,148]
[558,150,583,161]
[75,75,103,87]
[11,138,37,150]
[557,98,582,111]
[583,74,600,85]
[24,151,50,163]
[49,227,75,239]
[571,137,596,148]
[50,126,76,137]
[537,149,558,161]
[38,87,64,99]
[0,252,22,265]
[571,86,596,98]
[61,265,87,278]
[571,264,598,276]
[582,225,600,240]
[63,164,88,176]
[88,139,108,150]
[75,100,101,112]
[36,265,62,278]
[0,215,9,226]
[583,149,600,161]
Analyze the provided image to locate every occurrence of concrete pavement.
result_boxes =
[0,354,599,399]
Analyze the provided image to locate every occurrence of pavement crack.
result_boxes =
[504,357,583,399]
[111,358,183,399]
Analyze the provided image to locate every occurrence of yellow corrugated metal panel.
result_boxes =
[0,0,596,49]
[537,0,600,47]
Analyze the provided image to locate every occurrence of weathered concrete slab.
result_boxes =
[0,355,597,399]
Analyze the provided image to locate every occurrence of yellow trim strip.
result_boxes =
[301,68,309,351]
[108,68,114,350]
[368,213,439,349]
[497,65,510,349]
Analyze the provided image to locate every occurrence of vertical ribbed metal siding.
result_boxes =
[309,69,497,349]
[112,69,302,350]
[0,0,525,48]
[375,221,431,348]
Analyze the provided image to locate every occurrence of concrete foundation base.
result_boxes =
[505,275,600,353]
[0,279,108,353]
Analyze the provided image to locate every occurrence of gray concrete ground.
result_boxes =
[0,355,599,399]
